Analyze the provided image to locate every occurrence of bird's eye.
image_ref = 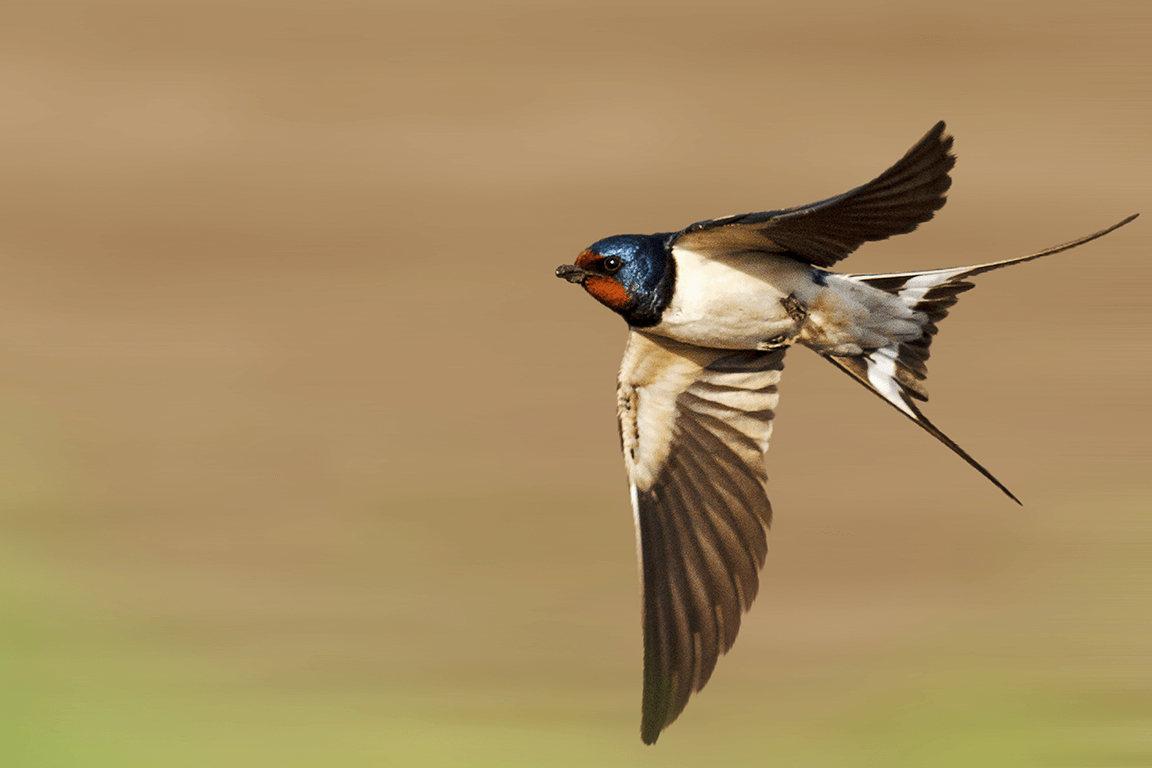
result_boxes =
[602,256,622,273]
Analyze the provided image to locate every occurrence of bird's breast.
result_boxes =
[645,247,816,349]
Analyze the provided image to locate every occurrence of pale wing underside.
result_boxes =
[672,121,955,267]
[616,331,786,744]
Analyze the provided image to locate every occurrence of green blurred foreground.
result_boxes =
[2,482,1149,767]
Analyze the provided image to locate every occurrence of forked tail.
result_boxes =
[825,214,1138,503]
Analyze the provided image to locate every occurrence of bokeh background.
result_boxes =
[0,1,1149,766]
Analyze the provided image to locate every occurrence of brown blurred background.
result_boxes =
[0,1,1148,766]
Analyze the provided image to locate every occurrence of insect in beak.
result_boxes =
[555,264,588,284]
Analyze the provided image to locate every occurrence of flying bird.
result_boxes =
[554,120,1137,744]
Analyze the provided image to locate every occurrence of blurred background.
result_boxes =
[0,1,1149,766]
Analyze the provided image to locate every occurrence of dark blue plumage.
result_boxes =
[584,233,677,328]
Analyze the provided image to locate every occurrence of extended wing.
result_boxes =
[616,331,786,744]
[673,121,955,267]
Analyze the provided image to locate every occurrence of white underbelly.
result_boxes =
[646,247,814,349]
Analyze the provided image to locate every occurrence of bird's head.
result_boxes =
[555,234,675,327]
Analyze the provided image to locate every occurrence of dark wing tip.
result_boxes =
[761,120,958,264]
[640,692,667,744]
[673,121,958,267]
[640,666,671,744]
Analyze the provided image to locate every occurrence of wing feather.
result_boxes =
[618,331,784,744]
[672,121,955,267]
[671,442,756,643]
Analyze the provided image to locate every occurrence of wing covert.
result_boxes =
[616,332,786,744]
[673,121,955,267]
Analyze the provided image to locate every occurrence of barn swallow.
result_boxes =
[555,120,1137,744]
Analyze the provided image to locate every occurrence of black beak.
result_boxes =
[555,264,587,284]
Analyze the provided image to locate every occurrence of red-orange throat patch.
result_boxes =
[583,275,629,311]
